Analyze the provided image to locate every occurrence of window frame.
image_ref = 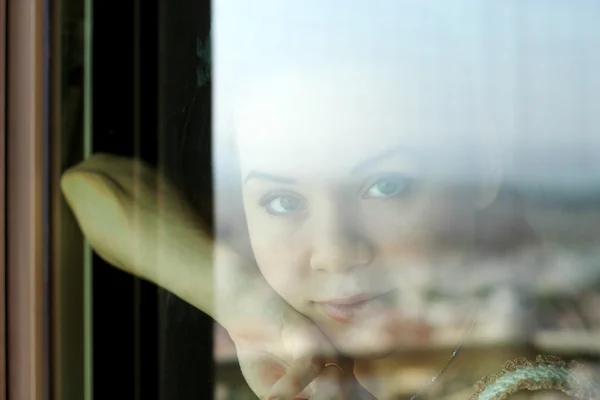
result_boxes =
[0,0,5,397]
[6,0,48,398]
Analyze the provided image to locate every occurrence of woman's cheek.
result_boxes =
[361,201,436,250]
[246,208,312,292]
[250,231,309,302]
[362,199,472,269]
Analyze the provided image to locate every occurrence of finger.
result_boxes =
[309,363,345,400]
[265,356,324,400]
[236,351,289,398]
[281,322,337,361]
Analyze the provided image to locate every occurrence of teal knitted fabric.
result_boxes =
[472,357,599,400]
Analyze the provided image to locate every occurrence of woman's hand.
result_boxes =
[231,319,377,400]
[215,245,376,400]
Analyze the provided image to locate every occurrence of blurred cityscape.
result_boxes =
[214,191,600,399]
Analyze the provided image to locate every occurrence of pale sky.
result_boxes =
[214,1,600,197]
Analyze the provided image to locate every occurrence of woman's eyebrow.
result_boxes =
[351,145,419,174]
[244,171,297,184]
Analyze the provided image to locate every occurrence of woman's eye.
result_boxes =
[262,195,305,214]
[363,176,411,199]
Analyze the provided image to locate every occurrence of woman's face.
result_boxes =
[235,71,496,356]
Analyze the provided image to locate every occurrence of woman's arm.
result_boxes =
[61,153,219,315]
[61,152,276,325]
[61,153,366,399]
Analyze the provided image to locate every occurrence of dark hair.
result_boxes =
[161,28,213,232]
[159,2,215,399]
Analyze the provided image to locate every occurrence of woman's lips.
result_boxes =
[316,294,387,323]
[320,302,370,322]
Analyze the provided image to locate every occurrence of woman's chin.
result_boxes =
[336,341,396,359]
[323,316,432,358]
[332,329,398,359]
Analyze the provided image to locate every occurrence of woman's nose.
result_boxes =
[309,207,373,273]
[310,236,372,273]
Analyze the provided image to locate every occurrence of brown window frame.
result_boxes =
[0,0,5,398]
[5,0,88,398]
[6,0,46,399]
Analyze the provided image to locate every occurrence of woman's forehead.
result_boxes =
[235,69,482,176]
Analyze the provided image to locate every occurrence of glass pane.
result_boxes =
[61,0,215,398]
[52,0,89,398]
[60,1,600,400]
[213,1,600,399]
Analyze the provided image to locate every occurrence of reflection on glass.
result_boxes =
[213,1,600,399]
[59,1,600,399]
